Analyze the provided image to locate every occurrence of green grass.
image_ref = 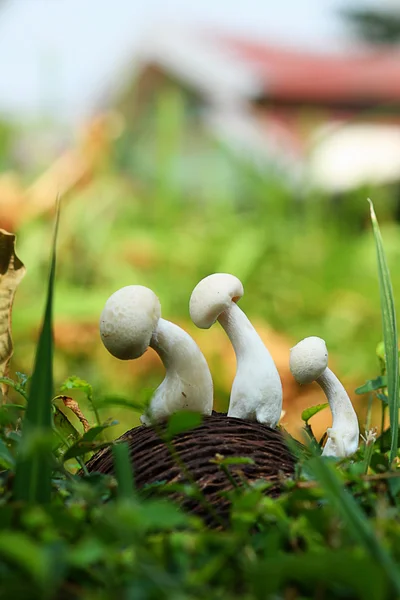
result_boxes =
[112,441,135,500]
[368,199,399,464]
[13,207,59,503]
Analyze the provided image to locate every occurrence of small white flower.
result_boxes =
[361,427,378,446]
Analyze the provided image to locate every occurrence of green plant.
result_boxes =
[13,210,58,504]
[368,199,399,464]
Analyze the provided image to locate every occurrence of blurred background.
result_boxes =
[1,0,400,440]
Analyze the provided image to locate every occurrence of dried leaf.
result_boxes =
[0,230,26,399]
[55,395,90,432]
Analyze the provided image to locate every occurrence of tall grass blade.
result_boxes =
[307,454,400,595]
[112,442,135,500]
[13,207,60,503]
[368,199,399,464]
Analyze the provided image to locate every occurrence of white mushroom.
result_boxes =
[100,285,213,425]
[189,273,282,427]
[289,336,359,457]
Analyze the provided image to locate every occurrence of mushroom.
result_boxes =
[100,285,213,424]
[289,336,359,457]
[189,273,282,427]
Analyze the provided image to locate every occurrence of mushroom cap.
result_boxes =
[290,336,328,384]
[100,285,161,360]
[189,273,244,329]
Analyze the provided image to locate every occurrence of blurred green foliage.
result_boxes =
[6,89,400,436]
[0,119,16,170]
[341,6,400,46]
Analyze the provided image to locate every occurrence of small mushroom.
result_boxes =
[189,273,282,427]
[289,336,359,457]
[100,285,213,424]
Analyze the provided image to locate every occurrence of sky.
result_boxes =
[0,0,381,123]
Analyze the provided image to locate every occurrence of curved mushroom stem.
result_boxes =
[140,318,213,425]
[317,367,359,457]
[218,303,282,427]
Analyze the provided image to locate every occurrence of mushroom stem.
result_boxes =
[219,303,282,427]
[317,367,359,457]
[217,302,259,356]
[218,303,273,365]
[150,318,212,385]
[140,317,213,424]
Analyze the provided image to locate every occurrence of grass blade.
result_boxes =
[307,455,400,595]
[13,207,59,503]
[368,199,399,464]
[112,442,135,500]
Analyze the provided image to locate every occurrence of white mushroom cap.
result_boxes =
[290,336,328,384]
[100,285,161,360]
[189,273,244,329]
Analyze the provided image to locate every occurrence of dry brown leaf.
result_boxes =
[0,230,26,399]
[59,395,90,432]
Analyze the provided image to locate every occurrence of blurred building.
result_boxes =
[106,26,400,193]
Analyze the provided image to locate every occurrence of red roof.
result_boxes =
[218,36,400,105]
